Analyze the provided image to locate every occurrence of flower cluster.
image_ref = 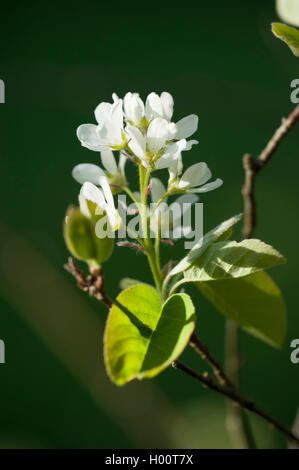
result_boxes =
[72,91,223,237]
[76,91,199,170]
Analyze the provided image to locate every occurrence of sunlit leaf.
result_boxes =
[197,271,286,347]
[119,278,149,290]
[104,285,195,385]
[63,206,114,265]
[272,22,299,57]
[184,239,286,282]
[169,213,242,276]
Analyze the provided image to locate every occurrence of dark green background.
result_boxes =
[0,0,298,449]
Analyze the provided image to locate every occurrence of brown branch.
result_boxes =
[64,257,112,308]
[64,257,299,446]
[189,332,233,388]
[172,360,299,446]
[242,103,299,239]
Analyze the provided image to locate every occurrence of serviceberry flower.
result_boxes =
[168,162,223,194]
[72,150,127,193]
[78,175,120,231]
[76,91,199,171]
[77,95,126,152]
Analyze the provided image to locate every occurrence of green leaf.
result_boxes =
[119,278,148,290]
[184,239,286,282]
[272,22,299,57]
[197,271,286,347]
[169,213,242,277]
[63,206,114,265]
[104,285,196,385]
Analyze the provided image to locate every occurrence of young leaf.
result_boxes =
[184,239,286,282]
[64,206,98,261]
[197,271,286,347]
[272,22,299,57]
[169,213,242,276]
[104,284,195,386]
[64,206,114,265]
[119,278,149,290]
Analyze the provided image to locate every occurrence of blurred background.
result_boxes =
[0,0,298,449]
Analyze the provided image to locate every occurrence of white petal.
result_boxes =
[124,92,144,123]
[98,173,120,229]
[191,178,223,193]
[168,153,183,180]
[155,139,188,170]
[147,117,172,153]
[100,150,118,175]
[160,92,174,121]
[185,139,198,150]
[77,124,105,151]
[150,177,166,204]
[72,163,105,185]
[112,93,119,102]
[80,181,106,207]
[98,174,115,210]
[107,99,124,146]
[94,102,112,124]
[179,162,212,189]
[125,124,146,159]
[175,115,198,139]
[145,92,163,121]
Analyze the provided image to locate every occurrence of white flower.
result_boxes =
[175,162,223,194]
[154,139,198,170]
[80,177,120,230]
[72,150,127,192]
[174,115,199,140]
[123,92,145,125]
[145,92,174,121]
[77,91,199,172]
[77,95,126,152]
[122,177,198,239]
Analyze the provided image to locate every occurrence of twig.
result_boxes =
[225,320,256,448]
[231,103,299,446]
[64,257,299,446]
[64,257,112,308]
[242,103,299,239]
[189,332,233,388]
[172,360,299,446]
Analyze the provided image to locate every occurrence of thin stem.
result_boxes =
[65,257,299,447]
[121,185,140,206]
[169,278,185,296]
[147,243,163,294]
[242,103,299,239]
[150,191,170,216]
[189,332,233,388]
[172,360,299,446]
[225,321,257,449]
[138,165,162,295]
[227,103,299,447]
[155,227,161,274]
